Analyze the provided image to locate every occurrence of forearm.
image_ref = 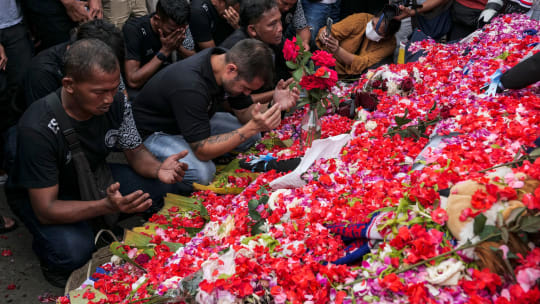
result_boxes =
[124,145,161,179]
[251,91,274,104]
[125,57,164,88]
[178,46,196,58]
[234,102,269,124]
[298,27,311,45]
[190,123,259,161]
[335,46,355,66]
[34,197,112,224]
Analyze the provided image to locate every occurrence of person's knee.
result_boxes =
[185,160,216,186]
[38,229,95,272]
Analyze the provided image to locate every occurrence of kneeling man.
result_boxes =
[7,39,188,287]
[132,39,299,192]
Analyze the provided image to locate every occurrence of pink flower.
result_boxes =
[311,50,336,67]
[430,208,448,225]
[516,268,540,292]
[283,37,300,62]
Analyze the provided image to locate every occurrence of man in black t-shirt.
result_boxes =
[133,39,299,192]
[123,0,195,89]
[24,19,127,106]
[7,39,187,287]
[220,0,291,104]
[189,0,241,49]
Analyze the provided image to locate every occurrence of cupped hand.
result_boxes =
[158,150,189,184]
[106,182,152,213]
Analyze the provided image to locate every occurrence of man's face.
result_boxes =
[158,16,185,36]
[67,67,120,116]
[277,0,297,13]
[250,7,282,46]
[222,69,265,96]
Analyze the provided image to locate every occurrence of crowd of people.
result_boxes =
[0,0,538,289]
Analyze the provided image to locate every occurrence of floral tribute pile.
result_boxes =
[58,14,540,304]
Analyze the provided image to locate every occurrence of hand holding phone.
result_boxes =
[325,17,333,38]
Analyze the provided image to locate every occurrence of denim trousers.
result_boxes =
[143,112,261,192]
[302,0,341,42]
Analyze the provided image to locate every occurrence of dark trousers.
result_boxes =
[24,9,76,52]
[0,23,32,166]
[6,163,180,275]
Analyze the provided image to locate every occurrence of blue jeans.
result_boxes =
[143,112,260,192]
[302,0,341,43]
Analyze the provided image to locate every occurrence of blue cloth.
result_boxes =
[143,112,261,192]
[0,0,22,30]
[301,0,341,43]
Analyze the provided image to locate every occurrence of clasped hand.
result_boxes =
[273,78,300,111]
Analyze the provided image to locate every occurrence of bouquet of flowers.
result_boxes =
[362,65,421,97]
[283,36,340,117]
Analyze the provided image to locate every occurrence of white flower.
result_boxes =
[217,215,235,240]
[425,259,465,286]
[201,248,236,282]
[110,255,123,266]
[365,120,378,131]
[267,189,292,211]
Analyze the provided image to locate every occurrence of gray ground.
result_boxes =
[0,186,64,303]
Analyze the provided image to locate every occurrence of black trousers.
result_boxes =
[24,8,76,52]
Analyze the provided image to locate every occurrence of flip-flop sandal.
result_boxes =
[0,216,17,234]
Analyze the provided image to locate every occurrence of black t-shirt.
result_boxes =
[23,42,68,105]
[189,0,234,46]
[132,47,253,143]
[219,28,249,49]
[11,90,142,200]
[22,0,66,14]
[123,15,172,66]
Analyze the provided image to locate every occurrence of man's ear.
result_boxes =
[225,63,238,75]
[247,25,257,38]
[62,77,75,94]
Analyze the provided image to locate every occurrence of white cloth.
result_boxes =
[270,133,351,189]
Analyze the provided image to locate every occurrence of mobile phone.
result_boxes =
[326,17,333,37]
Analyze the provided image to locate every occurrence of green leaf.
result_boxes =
[474,214,487,235]
[292,68,303,82]
[491,144,502,149]
[529,147,540,158]
[248,199,259,211]
[301,52,311,66]
[163,241,184,253]
[478,225,499,241]
[286,61,298,70]
[519,216,540,233]
[251,220,266,235]
[501,227,509,244]
[394,111,412,126]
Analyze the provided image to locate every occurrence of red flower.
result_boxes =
[311,50,336,67]
[406,282,429,304]
[430,208,448,225]
[283,37,300,62]
[401,77,414,91]
[379,273,404,293]
[6,284,16,290]
[299,68,338,91]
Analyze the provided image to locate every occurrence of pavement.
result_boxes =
[0,186,64,303]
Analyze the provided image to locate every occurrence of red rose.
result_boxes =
[401,77,414,91]
[283,37,300,62]
[311,50,336,67]
[371,80,382,88]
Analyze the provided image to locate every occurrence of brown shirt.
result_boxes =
[316,13,396,75]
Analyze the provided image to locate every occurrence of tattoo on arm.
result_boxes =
[189,130,248,153]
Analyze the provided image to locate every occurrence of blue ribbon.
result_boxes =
[247,153,277,171]
[485,69,503,97]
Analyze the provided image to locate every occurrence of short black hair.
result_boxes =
[156,0,190,26]
[226,39,274,85]
[376,5,402,38]
[64,39,119,82]
[239,0,278,28]
[75,19,125,68]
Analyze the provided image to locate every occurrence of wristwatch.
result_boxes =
[156,51,167,61]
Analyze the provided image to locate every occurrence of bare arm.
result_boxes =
[124,144,188,184]
[28,184,151,224]
[298,27,311,50]
[190,104,282,161]
[124,58,164,88]
[125,28,184,88]
[197,40,216,50]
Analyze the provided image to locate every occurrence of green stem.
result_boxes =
[344,233,500,287]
